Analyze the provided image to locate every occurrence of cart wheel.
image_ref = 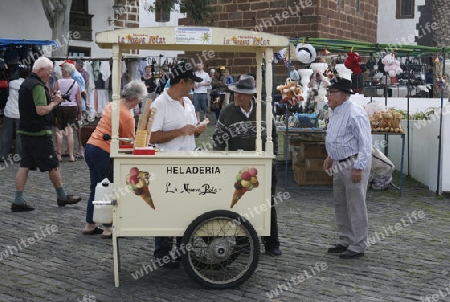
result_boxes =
[181,210,259,289]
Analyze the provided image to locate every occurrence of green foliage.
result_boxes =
[388,108,408,119]
[147,0,213,24]
[389,107,439,120]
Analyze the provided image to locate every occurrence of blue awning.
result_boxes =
[0,38,58,47]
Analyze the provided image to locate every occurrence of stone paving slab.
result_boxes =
[0,155,449,302]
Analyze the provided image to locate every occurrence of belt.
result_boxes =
[338,154,358,163]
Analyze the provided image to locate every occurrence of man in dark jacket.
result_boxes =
[212,74,282,256]
[11,56,81,212]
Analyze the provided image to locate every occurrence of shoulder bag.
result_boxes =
[0,71,8,89]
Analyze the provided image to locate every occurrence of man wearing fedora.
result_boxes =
[322,77,372,259]
[212,74,282,257]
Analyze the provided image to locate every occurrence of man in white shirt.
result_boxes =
[150,62,208,267]
[323,77,372,259]
[192,63,210,122]
[0,66,30,161]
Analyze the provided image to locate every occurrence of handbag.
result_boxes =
[0,80,8,89]
[0,71,8,89]
[53,80,77,127]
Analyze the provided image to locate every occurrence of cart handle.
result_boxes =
[102,134,133,143]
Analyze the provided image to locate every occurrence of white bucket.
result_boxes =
[93,178,114,224]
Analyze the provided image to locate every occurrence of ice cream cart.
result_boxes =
[95,26,289,288]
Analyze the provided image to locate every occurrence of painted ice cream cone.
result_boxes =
[126,167,155,210]
[141,187,155,209]
[231,167,259,208]
[230,189,246,209]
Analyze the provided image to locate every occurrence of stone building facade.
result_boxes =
[113,0,140,55]
[432,0,450,48]
[431,0,450,97]
[178,0,378,78]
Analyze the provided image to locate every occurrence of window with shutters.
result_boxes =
[396,0,415,19]
[154,0,171,22]
[70,0,94,41]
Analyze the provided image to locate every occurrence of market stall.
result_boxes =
[274,38,450,193]
[0,38,58,114]
[95,26,289,288]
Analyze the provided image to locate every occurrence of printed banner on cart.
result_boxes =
[118,161,271,235]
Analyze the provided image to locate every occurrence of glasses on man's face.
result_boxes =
[326,90,341,95]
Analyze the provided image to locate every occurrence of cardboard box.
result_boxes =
[290,134,326,144]
[294,164,333,185]
[297,142,328,160]
[305,158,325,169]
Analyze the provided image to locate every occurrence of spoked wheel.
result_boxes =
[181,210,260,289]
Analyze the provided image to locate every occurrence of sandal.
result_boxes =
[82,227,104,235]
[69,157,76,162]
[101,227,113,239]
[101,233,112,239]
[75,152,84,160]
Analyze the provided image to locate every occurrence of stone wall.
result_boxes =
[178,0,378,81]
[432,0,450,47]
[115,0,140,54]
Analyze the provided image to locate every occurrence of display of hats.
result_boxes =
[296,43,316,64]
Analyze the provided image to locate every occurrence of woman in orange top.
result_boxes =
[82,80,147,238]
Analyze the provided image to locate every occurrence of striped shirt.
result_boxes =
[325,100,372,170]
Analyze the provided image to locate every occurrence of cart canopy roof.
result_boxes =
[0,38,58,47]
[95,26,289,53]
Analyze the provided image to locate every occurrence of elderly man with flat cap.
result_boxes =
[323,77,372,259]
[213,74,282,257]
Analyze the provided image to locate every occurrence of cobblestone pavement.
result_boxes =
[0,153,449,302]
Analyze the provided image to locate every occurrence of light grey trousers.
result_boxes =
[332,158,371,253]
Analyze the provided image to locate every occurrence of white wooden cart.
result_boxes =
[95,26,289,289]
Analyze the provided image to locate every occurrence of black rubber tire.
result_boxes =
[181,210,260,289]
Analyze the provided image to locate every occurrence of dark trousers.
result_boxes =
[262,187,280,249]
[262,162,280,249]
[84,143,113,226]
[0,116,21,159]
[154,237,181,258]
